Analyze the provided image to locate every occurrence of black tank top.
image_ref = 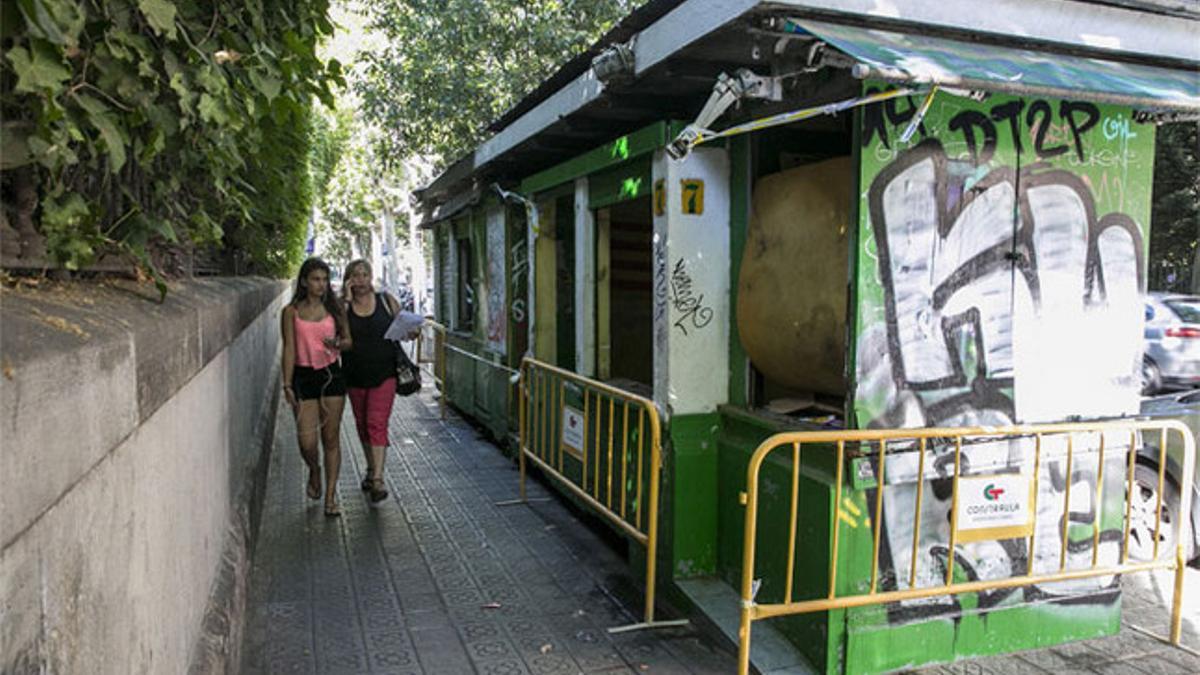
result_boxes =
[342,295,394,388]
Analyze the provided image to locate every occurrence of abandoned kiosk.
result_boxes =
[413,1,1200,672]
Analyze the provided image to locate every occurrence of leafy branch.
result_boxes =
[0,0,345,282]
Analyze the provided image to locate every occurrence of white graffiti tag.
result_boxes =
[864,139,1143,428]
[860,138,1144,617]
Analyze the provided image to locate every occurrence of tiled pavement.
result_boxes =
[241,390,737,675]
[241,388,1200,675]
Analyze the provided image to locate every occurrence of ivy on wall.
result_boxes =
[0,0,343,283]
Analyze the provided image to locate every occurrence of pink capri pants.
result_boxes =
[347,377,397,447]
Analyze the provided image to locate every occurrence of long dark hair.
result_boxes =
[291,257,345,334]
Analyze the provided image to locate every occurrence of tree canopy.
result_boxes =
[354,0,643,166]
[1148,122,1200,292]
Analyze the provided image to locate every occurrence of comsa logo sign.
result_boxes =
[957,475,1034,542]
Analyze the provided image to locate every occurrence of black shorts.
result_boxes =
[292,363,347,401]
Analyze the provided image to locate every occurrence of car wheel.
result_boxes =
[1141,359,1162,396]
[1127,463,1194,562]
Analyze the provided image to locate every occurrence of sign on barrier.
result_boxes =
[507,357,688,634]
[955,473,1034,542]
[562,406,585,456]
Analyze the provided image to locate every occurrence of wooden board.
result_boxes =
[737,156,852,396]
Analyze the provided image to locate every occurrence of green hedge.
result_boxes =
[1,0,342,282]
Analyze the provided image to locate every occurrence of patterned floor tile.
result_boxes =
[241,392,737,675]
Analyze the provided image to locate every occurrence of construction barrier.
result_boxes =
[737,420,1195,674]
[512,356,687,633]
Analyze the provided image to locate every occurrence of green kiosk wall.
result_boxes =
[718,85,1156,673]
[437,201,518,445]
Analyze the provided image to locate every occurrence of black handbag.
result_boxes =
[379,293,421,397]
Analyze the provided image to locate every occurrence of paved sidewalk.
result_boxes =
[242,388,1200,675]
[241,390,736,675]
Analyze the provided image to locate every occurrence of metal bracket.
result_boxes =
[591,39,636,84]
[667,68,782,159]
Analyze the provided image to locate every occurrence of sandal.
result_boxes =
[368,478,389,504]
[360,476,372,492]
[306,471,321,500]
[324,501,341,518]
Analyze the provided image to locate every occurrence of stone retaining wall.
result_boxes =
[1,277,287,674]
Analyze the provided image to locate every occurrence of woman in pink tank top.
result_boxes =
[281,258,353,517]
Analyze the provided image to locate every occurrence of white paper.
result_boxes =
[384,311,424,342]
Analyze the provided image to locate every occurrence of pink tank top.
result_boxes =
[293,313,338,369]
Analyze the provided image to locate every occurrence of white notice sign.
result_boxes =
[954,474,1033,542]
[561,407,585,455]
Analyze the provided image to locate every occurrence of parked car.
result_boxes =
[1142,293,1200,395]
[1135,390,1200,563]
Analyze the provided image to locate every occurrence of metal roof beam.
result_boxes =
[762,0,1200,64]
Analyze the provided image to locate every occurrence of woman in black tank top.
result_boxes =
[341,260,402,503]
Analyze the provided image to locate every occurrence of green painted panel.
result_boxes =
[844,83,1152,669]
[852,83,1155,428]
[444,335,476,415]
[665,413,720,578]
[843,109,863,429]
[521,368,657,548]
[442,335,511,443]
[472,207,487,342]
[727,137,751,408]
[588,156,652,210]
[844,590,1119,672]
[554,194,576,370]
[716,407,843,673]
[521,122,668,196]
[714,402,1132,673]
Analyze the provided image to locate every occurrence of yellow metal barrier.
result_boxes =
[416,319,447,419]
[511,356,687,633]
[736,420,1195,675]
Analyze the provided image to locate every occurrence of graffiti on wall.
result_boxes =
[669,257,714,336]
[854,88,1155,621]
[510,235,528,324]
[653,234,669,323]
[486,209,506,350]
[862,138,1143,428]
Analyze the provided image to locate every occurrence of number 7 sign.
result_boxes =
[680,179,704,215]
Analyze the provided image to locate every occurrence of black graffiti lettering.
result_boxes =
[1060,101,1101,162]
[948,110,998,164]
[1026,100,1069,159]
[669,258,713,335]
[867,95,1101,163]
[869,138,1145,427]
[989,100,1025,155]
[861,88,892,149]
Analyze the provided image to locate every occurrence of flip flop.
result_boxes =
[324,502,341,518]
[306,471,321,500]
